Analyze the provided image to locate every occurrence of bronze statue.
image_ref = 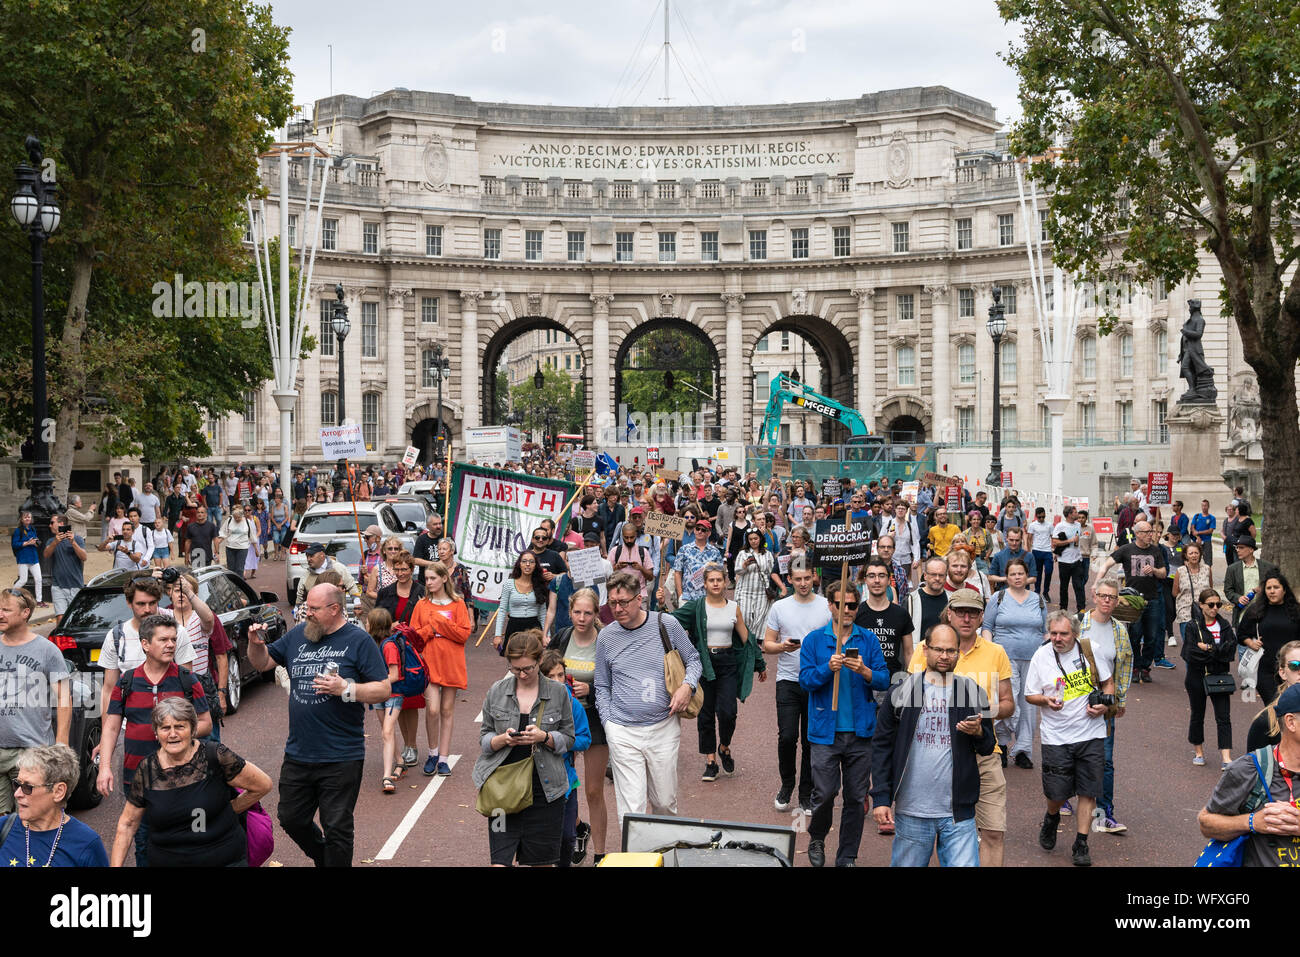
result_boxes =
[1177,299,1216,404]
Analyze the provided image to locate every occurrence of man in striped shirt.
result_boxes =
[595,571,702,830]
[98,613,210,866]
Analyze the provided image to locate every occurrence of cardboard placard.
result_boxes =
[658,468,681,483]
[645,511,689,539]
[319,424,367,459]
[773,458,792,478]
[402,446,419,468]
[900,481,920,504]
[567,546,607,587]
[1147,471,1172,506]
[813,519,872,566]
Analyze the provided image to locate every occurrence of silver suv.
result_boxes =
[287,501,420,599]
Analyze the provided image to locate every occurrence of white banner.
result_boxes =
[567,546,607,587]
[320,425,367,459]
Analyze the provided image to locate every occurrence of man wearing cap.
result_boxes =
[1224,536,1277,629]
[294,543,359,609]
[613,506,660,609]
[1199,684,1300,867]
[908,588,1015,867]
[673,518,724,605]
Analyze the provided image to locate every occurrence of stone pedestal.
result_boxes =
[1167,402,1231,518]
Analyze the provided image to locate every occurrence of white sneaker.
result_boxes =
[1168,636,1178,646]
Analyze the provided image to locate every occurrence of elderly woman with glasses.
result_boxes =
[0,744,107,866]
[473,630,576,866]
[110,697,271,867]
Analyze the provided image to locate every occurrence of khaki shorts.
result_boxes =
[975,751,1007,833]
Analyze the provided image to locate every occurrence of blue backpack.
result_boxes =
[382,627,429,697]
[1193,748,1275,867]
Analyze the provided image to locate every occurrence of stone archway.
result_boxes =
[480,315,587,436]
[885,415,926,443]
[753,315,856,444]
[410,417,449,467]
[878,395,931,444]
[614,319,721,441]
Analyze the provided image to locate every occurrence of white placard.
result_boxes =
[571,449,596,473]
[567,546,606,586]
[402,446,419,468]
[320,424,367,459]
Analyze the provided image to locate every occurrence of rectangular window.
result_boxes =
[790,227,809,259]
[1039,208,1049,243]
[321,218,337,251]
[319,301,335,357]
[1118,401,1133,441]
[1153,328,1168,373]
[361,301,378,358]
[421,351,438,389]
[1155,399,1168,442]
[700,181,721,199]
[524,180,543,197]
[525,229,544,261]
[363,221,379,254]
[243,391,257,451]
[756,336,769,353]
[612,181,633,200]
[998,213,1014,246]
[749,230,767,260]
[1154,277,1167,301]
[779,423,791,444]
[1000,405,1017,435]
[1045,285,1055,312]
[1080,402,1097,440]
[1120,334,1134,378]
[956,218,972,250]
[484,228,501,260]
[792,178,810,195]
[566,181,583,199]
[897,346,916,386]
[362,393,379,450]
[755,371,770,403]
[420,296,439,324]
[896,293,914,323]
[958,344,975,383]
[1081,336,1096,378]
[892,222,910,253]
[781,331,791,351]
[1039,404,1051,443]
[658,231,676,262]
[1001,284,1017,315]
[833,225,850,257]
[244,210,257,243]
[837,175,852,193]
[957,407,974,444]
[958,288,975,318]
[751,179,768,197]
[1001,338,1017,381]
[287,213,298,248]
[567,231,585,262]
[319,391,336,427]
[1118,196,1130,221]
[656,182,676,200]
[616,231,635,262]
[700,231,719,262]
[425,224,442,257]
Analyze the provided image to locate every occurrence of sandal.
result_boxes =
[382,777,395,794]
[391,765,405,781]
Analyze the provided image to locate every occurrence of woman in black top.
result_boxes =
[1237,572,1300,705]
[110,697,271,867]
[1246,638,1300,751]
[1181,588,1237,768]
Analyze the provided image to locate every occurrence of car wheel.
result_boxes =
[224,652,241,716]
[68,717,103,811]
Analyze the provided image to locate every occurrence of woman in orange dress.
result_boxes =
[410,559,473,777]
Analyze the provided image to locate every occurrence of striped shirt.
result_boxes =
[594,611,702,727]
[108,662,209,775]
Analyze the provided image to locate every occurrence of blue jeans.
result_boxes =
[890,813,979,867]
[208,505,223,528]
[1129,591,1166,670]
[1102,714,1116,817]
[1032,550,1054,596]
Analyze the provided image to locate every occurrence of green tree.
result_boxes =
[619,328,715,421]
[494,371,510,424]
[509,367,578,439]
[999,0,1300,581]
[0,0,293,494]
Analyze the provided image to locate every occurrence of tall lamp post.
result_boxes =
[332,284,350,422]
[430,341,451,461]
[10,136,62,601]
[986,288,1007,489]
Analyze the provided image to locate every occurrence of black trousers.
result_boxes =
[775,679,813,804]
[1185,667,1233,750]
[1057,561,1085,612]
[277,756,365,867]
[698,648,739,755]
[809,731,872,865]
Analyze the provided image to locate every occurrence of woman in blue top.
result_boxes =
[981,557,1048,769]
[1,745,108,867]
[495,551,556,653]
[11,512,43,606]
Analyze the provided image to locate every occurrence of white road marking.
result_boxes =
[474,711,483,723]
[374,754,461,861]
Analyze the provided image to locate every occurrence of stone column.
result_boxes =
[385,287,411,453]
[854,287,875,432]
[722,292,745,445]
[459,290,482,444]
[590,294,613,444]
[926,283,952,437]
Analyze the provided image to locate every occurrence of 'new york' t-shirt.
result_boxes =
[894,679,954,818]
[268,621,389,763]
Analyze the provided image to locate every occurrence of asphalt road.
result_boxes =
[66,564,1269,867]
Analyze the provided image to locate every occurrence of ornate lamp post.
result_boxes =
[430,341,452,459]
[332,283,350,422]
[986,288,1007,488]
[10,136,62,600]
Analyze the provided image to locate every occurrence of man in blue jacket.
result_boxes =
[870,623,996,866]
[799,580,889,867]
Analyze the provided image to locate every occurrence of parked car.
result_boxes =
[375,494,433,533]
[397,480,441,513]
[286,501,419,600]
[46,565,289,809]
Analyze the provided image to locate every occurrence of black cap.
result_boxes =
[305,543,326,556]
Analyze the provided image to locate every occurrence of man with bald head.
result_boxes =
[1097,520,1169,685]
[249,583,391,866]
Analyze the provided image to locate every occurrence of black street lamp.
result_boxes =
[533,364,555,449]
[332,283,350,422]
[430,341,451,461]
[533,360,544,391]
[986,287,1007,488]
[10,136,62,601]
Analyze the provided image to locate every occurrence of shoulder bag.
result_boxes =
[660,612,703,719]
[475,701,545,817]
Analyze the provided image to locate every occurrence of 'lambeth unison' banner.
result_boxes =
[448,463,575,613]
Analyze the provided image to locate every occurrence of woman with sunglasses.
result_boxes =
[495,551,555,653]
[1,744,107,866]
[1238,572,1300,705]
[473,630,576,866]
[1182,588,1237,769]
[1246,639,1300,751]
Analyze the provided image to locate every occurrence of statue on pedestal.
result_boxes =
[1177,299,1217,404]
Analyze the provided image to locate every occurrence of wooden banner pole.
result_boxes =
[831,494,854,711]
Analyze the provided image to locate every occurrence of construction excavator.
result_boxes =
[757,372,884,459]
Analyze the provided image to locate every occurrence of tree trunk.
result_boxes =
[49,247,93,502]
[1254,358,1300,587]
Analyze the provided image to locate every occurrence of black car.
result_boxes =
[48,566,288,809]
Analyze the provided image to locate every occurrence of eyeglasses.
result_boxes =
[508,663,538,676]
[531,535,546,542]
[1095,594,1119,601]
[929,648,959,657]
[950,607,982,617]
[13,780,51,795]
[1203,601,1223,609]
[609,596,641,608]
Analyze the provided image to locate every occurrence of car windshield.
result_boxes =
[298,512,380,535]
[63,589,174,634]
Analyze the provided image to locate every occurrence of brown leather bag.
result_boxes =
[658,613,703,719]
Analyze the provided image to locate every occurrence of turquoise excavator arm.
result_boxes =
[758,372,873,455]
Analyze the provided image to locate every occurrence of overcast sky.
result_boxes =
[270,0,1024,125]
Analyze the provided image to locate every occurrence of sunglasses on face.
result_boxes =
[13,780,52,795]
[1203,601,1222,609]
[1286,660,1300,672]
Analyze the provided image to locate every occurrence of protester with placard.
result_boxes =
[674,518,724,605]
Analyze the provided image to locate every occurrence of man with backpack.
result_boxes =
[96,577,194,717]
[97,613,211,867]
